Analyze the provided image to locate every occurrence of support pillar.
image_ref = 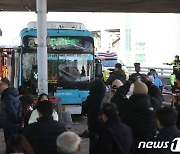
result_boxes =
[36,0,48,94]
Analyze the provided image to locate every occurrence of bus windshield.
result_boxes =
[24,36,94,52]
[22,53,94,89]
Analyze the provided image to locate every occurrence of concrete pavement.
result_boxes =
[0,100,172,154]
[0,116,89,154]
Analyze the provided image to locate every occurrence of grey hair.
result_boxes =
[56,131,81,154]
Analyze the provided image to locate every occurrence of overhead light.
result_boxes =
[0,28,2,36]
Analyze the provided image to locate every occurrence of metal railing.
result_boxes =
[127,66,173,78]
[127,66,173,85]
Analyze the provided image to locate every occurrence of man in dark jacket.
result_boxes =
[19,93,34,129]
[94,103,135,154]
[145,80,162,112]
[23,100,66,154]
[106,63,126,85]
[0,78,22,143]
[111,79,158,154]
[129,63,147,83]
[148,107,180,154]
[84,79,106,154]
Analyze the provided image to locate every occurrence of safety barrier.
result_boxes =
[127,66,173,86]
[127,66,173,78]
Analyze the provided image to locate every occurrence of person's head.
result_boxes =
[133,79,148,94]
[175,55,179,61]
[149,68,156,73]
[38,93,49,102]
[156,107,177,130]
[109,79,123,102]
[36,100,53,117]
[148,75,154,83]
[89,79,106,96]
[18,85,28,95]
[134,63,141,73]
[111,79,123,90]
[56,131,81,154]
[23,94,34,105]
[149,69,157,76]
[5,134,34,154]
[101,103,118,123]
[115,63,122,71]
[0,78,10,93]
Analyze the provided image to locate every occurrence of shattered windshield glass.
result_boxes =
[26,36,93,52]
[48,53,94,83]
[22,53,94,86]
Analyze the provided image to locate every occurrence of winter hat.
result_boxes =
[133,79,148,94]
[109,79,123,103]
[112,79,123,89]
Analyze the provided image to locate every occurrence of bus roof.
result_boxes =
[27,21,87,30]
[20,28,94,39]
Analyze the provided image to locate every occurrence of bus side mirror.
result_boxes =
[95,59,102,78]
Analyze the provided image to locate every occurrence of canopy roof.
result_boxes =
[1,0,180,13]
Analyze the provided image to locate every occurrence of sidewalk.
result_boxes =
[0,116,89,154]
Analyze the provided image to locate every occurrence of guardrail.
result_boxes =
[127,66,173,77]
[127,66,173,85]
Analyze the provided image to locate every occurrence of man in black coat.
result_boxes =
[84,79,106,154]
[129,63,147,83]
[23,100,66,154]
[145,80,162,112]
[106,63,126,85]
[148,107,180,154]
[94,103,135,154]
[0,78,22,143]
[111,79,158,154]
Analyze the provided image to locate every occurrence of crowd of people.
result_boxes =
[0,60,180,154]
[0,78,78,154]
[82,61,180,154]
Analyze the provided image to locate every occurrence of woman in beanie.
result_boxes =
[111,78,157,154]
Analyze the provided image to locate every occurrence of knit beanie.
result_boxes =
[133,79,148,94]
[112,79,123,88]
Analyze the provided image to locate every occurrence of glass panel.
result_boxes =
[49,53,94,83]
[26,36,93,52]
[48,37,83,50]
[22,53,94,90]
[101,59,124,67]
[22,53,37,80]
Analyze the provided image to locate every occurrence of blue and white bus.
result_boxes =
[19,21,95,114]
